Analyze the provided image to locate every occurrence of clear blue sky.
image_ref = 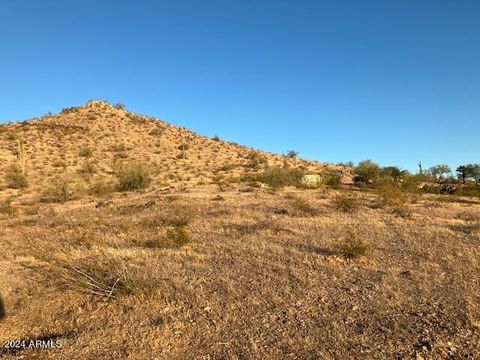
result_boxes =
[1,0,479,172]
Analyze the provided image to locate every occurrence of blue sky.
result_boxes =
[1,0,479,172]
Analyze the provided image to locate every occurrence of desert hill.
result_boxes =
[0,100,346,196]
[0,101,478,359]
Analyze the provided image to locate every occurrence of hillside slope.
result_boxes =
[0,100,345,196]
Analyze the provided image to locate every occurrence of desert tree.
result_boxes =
[381,166,402,182]
[354,160,381,184]
[457,163,480,183]
[428,164,451,180]
[286,150,298,159]
[456,165,468,183]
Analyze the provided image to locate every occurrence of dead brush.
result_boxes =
[290,197,319,216]
[29,247,159,300]
[160,204,195,227]
[0,198,17,217]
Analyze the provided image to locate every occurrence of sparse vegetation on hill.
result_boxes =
[0,101,478,359]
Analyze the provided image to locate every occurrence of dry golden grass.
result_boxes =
[0,186,479,359]
[0,101,478,359]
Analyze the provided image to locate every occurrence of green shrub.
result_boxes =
[110,144,126,152]
[246,151,268,169]
[354,160,381,184]
[115,162,151,191]
[79,147,93,158]
[324,172,342,187]
[4,164,28,189]
[149,128,164,136]
[53,159,67,168]
[89,179,115,197]
[339,233,367,259]
[166,226,190,247]
[43,178,72,203]
[332,193,358,213]
[375,181,407,208]
[79,160,96,177]
[401,173,426,193]
[286,150,298,158]
[258,166,304,189]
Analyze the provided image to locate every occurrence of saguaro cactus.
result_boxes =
[16,139,27,176]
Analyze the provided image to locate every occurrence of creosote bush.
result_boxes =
[258,166,304,189]
[166,226,190,247]
[375,181,407,208]
[43,177,74,203]
[79,147,93,158]
[89,179,115,197]
[332,193,358,213]
[324,172,342,187]
[149,128,164,136]
[4,164,28,189]
[246,151,268,169]
[110,144,126,152]
[339,231,367,258]
[115,162,151,191]
[79,160,96,178]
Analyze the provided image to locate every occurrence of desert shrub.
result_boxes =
[212,135,221,141]
[43,177,73,203]
[354,160,381,184]
[113,103,126,110]
[115,162,151,191]
[0,199,17,217]
[324,172,342,187]
[89,179,115,197]
[402,173,426,193]
[160,205,194,227]
[246,151,268,169]
[258,166,304,189]
[178,143,189,151]
[286,150,298,158]
[332,193,358,213]
[339,232,367,258]
[53,159,67,168]
[32,248,155,299]
[291,197,318,216]
[79,160,96,177]
[79,147,93,158]
[4,131,18,141]
[166,226,190,247]
[113,152,128,160]
[110,144,126,152]
[218,163,236,172]
[375,181,407,208]
[4,164,28,189]
[176,152,186,159]
[149,128,163,136]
